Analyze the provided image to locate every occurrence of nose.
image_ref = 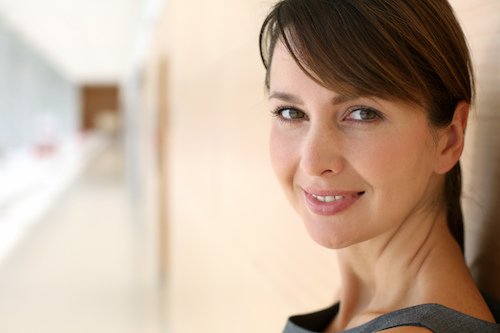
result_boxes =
[299,125,345,177]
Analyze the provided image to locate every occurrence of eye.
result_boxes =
[272,107,308,122]
[281,108,306,119]
[346,107,381,122]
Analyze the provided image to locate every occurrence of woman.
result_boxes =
[259,0,500,332]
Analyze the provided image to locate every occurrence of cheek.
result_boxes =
[351,127,437,194]
[269,125,297,187]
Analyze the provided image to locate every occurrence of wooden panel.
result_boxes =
[451,0,500,300]
[141,1,341,332]
[157,57,169,282]
[81,86,119,130]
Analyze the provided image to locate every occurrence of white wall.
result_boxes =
[0,0,144,84]
[0,17,79,151]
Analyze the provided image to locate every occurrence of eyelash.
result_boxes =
[270,106,384,124]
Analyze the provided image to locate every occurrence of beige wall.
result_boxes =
[143,1,340,332]
[139,1,500,332]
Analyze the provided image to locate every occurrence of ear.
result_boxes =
[434,101,469,175]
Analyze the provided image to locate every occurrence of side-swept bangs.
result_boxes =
[259,0,474,127]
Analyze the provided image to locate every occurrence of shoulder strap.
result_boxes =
[284,303,500,333]
[359,304,500,333]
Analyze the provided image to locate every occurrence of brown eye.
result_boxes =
[349,108,379,121]
[280,108,306,120]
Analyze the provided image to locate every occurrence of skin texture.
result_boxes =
[269,42,494,332]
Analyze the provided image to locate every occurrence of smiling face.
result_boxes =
[269,43,446,249]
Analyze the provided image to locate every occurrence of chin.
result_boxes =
[302,218,359,250]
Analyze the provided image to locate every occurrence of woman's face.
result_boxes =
[269,43,445,249]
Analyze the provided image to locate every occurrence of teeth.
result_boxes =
[324,196,336,203]
[312,194,346,202]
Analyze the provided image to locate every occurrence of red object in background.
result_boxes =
[33,114,60,159]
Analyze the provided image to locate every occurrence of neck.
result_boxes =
[334,206,462,328]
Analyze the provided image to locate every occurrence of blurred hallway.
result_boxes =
[0,140,164,333]
[0,1,499,332]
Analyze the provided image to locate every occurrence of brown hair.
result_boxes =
[260,0,474,252]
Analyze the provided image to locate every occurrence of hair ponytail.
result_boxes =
[446,162,464,252]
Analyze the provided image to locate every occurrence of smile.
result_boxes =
[305,190,364,216]
[311,194,352,203]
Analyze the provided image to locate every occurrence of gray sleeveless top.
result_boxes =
[283,296,500,333]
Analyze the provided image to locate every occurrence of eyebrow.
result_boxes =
[269,91,304,104]
[269,91,356,105]
[331,94,354,105]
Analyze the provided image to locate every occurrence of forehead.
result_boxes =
[268,41,428,112]
[268,42,429,122]
[269,42,355,104]
[269,42,303,85]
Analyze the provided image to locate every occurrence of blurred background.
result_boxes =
[0,0,498,332]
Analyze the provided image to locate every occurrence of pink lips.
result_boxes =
[303,189,364,216]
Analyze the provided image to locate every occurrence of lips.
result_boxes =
[304,189,364,216]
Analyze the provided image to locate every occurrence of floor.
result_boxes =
[0,139,165,333]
